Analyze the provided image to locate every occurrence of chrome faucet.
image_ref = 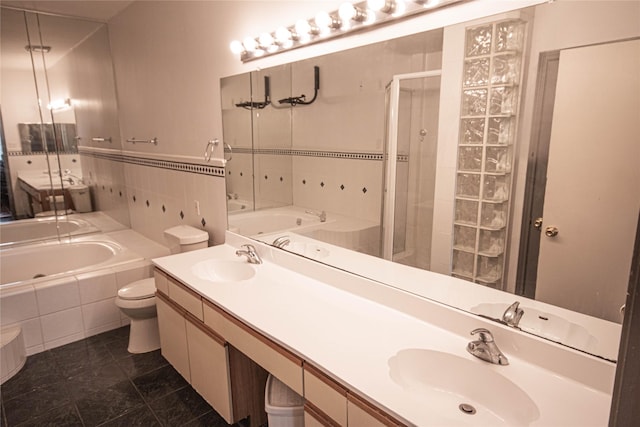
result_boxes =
[502,301,524,327]
[272,235,290,248]
[235,244,262,264]
[305,209,327,222]
[467,328,509,365]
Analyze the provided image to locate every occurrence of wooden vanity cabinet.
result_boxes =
[155,270,267,426]
[155,268,406,427]
[303,363,348,426]
[203,298,304,395]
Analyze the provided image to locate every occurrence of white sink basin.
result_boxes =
[192,259,256,283]
[287,242,329,259]
[388,349,539,426]
[471,303,597,351]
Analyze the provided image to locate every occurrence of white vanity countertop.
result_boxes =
[153,241,613,426]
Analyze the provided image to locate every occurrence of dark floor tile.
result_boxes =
[148,386,213,427]
[1,401,7,427]
[132,365,188,402]
[15,403,83,427]
[75,379,146,427]
[66,361,128,400]
[183,410,233,427]
[50,339,116,378]
[0,351,64,400]
[105,337,133,361]
[85,326,129,346]
[3,382,72,426]
[97,405,161,427]
[117,350,168,379]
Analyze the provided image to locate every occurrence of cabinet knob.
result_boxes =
[533,217,543,229]
[545,226,559,237]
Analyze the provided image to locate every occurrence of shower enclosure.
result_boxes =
[381,71,442,269]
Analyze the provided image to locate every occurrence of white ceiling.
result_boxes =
[1,0,133,22]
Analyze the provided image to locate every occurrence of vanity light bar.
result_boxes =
[230,0,463,62]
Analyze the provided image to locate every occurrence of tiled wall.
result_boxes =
[0,261,153,355]
[80,149,227,246]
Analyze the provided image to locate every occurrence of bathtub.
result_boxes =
[0,233,161,355]
[228,206,325,236]
[0,216,99,248]
[0,237,140,286]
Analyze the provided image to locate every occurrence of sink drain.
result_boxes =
[459,403,476,415]
[33,274,46,279]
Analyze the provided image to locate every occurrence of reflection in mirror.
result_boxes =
[1,6,129,245]
[224,1,640,361]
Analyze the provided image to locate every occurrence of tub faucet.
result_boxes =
[236,244,262,264]
[502,301,524,327]
[272,236,290,248]
[305,209,327,222]
[467,328,509,365]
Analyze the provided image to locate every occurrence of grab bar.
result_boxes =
[127,137,158,145]
[204,139,219,162]
[92,137,112,143]
[224,142,233,162]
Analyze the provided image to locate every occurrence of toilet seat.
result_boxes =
[118,278,156,300]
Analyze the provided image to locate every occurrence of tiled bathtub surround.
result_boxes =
[0,260,154,355]
[0,228,169,355]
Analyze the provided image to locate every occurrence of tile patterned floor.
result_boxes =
[0,326,247,426]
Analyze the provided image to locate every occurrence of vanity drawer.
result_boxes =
[166,274,203,320]
[304,402,341,427]
[304,363,347,426]
[154,269,169,295]
[347,393,406,427]
[203,299,304,395]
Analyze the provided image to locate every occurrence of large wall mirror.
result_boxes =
[1,6,129,244]
[223,1,640,362]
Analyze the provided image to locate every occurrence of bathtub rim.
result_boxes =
[0,215,100,249]
[0,234,145,289]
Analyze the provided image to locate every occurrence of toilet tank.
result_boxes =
[164,225,209,254]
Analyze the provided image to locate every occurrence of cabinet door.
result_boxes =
[156,293,190,381]
[304,364,347,426]
[304,403,341,427]
[203,299,304,394]
[185,317,233,423]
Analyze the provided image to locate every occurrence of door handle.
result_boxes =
[545,226,559,237]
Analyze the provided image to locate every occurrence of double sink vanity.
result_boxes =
[152,232,614,426]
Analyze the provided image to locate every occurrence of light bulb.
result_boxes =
[392,0,406,16]
[315,11,332,29]
[295,19,311,35]
[338,3,356,21]
[229,40,244,54]
[243,37,257,53]
[259,32,274,48]
[367,0,386,11]
[275,26,292,43]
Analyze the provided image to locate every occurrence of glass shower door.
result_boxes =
[381,71,441,269]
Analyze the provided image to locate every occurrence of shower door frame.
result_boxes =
[381,70,442,261]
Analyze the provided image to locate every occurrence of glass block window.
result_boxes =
[452,19,526,289]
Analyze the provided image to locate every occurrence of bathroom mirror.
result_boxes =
[0,7,129,233]
[223,1,640,361]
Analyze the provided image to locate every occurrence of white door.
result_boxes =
[535,39,640,322]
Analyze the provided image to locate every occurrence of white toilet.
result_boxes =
[115,225,209,353]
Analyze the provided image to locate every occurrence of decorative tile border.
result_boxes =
[232,147,408,162]
[6,150,78,156]
[78,148,225,177]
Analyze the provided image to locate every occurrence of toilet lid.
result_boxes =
[118,278,156,300]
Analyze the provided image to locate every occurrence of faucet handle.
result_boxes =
[470,328,494,343]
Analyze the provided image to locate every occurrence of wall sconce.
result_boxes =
[230,0,462,62]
